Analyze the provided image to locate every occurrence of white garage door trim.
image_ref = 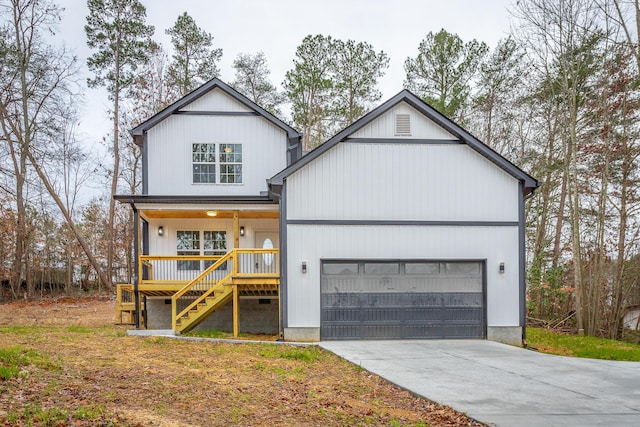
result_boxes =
[320,259,487,340]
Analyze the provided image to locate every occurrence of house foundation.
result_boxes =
[145,296,278,334]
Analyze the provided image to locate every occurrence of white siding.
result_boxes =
[181,88,252,112]
[350,102,456,140]
[287,142,519,222]
[286,225,519,328]
[147,114,287,195]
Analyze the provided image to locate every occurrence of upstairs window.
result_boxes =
[219,144,242,183]
[192,143,216,183]
[192,143,242,184]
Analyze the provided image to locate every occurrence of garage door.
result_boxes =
[321,260,485,340]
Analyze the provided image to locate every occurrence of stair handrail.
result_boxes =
[171,249,238,329]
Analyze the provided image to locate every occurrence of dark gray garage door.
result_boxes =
[321,260,485,340]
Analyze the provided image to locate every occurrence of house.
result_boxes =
[623,305,640,331]
[116,78,539,345]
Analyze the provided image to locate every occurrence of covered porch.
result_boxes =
[115,196,281,337]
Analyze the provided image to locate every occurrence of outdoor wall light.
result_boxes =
[499,262,505,274]
[158,226,164,236]
[206,210,217,217]
[302,261,307,274]
[240,226,245,237]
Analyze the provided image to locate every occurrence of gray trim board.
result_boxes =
[287,136,303,165]
[269,89,539,195]
[279,182,288,330]
[173,111,259,116]
[142,219,149,256]
[321,257,487,263]
[142,133,148,194]
[132,203,140,329]
[482,259,488,339]
[130,78,300,140]
[286,219,519,227]
[114,194,277,204]
[345,137,463,144]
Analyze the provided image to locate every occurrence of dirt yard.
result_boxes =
[0,295,483,426]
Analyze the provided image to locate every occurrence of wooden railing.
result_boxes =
[171,248,279,330]
[115,284,136,324]
[139,255,223,284]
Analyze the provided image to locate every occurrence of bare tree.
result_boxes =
[85,0,155,288]
[0,0,112,293]
[232,51,285,115]
[514,0,604,334]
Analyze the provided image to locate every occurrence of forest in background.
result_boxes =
[1,0,640,340]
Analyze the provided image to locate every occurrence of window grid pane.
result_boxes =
[203,231,227,252]
[193,164,216,183]
[219,144,242,184]
[204,231,227,269]
[192,143,216,183]
[177,231,200,270]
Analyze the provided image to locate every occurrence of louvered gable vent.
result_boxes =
[395,113,411,136]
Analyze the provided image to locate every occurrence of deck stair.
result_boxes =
[174,283,234,333]
[171,248,279,334]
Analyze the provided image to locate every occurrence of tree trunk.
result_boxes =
[552,145,569,268]
[23,149,113,291]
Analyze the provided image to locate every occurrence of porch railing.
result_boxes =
[139,255,223,283]
[171,248,279,330]
[115,284,136,324]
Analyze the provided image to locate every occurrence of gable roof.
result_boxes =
[269,89,539,195]
[129,77,301,143]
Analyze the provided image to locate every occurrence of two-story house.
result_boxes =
[116,78,539,345]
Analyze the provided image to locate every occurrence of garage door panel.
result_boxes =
[321,261,485,340]
[322,293,483,308]
[405,278,478,292]
[322,323,482,340]
[442,324,484,337]
[323,306,483,323]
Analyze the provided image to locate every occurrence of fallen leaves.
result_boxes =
[0,296,484,426]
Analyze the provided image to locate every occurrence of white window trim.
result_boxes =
[191,143,243,185]
[192,143,217,184]
[176,230,228,271]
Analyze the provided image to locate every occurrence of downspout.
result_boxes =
[130,200,140,329]
[521,185,537,346]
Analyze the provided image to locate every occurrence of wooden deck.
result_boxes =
[116,248,280,335]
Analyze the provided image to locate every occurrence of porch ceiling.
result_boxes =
[141,209,279,219]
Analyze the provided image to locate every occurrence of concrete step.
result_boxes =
[127,329,176,337]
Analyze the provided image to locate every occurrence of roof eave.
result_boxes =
[129,78,301,139]
[114,194,277,204]
[269,89,539,191]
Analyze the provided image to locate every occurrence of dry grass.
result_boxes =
[0,295,483,426]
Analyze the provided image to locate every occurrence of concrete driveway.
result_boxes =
[319,340,640,427]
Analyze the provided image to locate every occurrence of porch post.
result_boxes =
[131,201,140,330]
[233,284,239,337]
[233,210,240,249]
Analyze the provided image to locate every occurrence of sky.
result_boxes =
[55,0,517,145]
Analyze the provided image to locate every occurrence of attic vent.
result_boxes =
[395,114,411,136]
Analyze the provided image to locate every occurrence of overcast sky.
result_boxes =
[56,0,516,142]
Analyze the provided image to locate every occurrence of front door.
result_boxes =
[254,231,279,274]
